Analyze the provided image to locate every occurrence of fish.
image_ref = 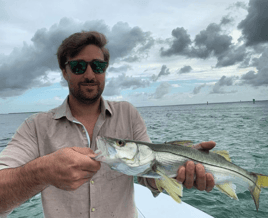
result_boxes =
[95,136,268,211]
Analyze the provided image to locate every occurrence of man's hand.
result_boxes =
[176,141,216,192]
[42,147,100,191]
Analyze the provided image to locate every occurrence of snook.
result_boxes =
[95,136,268,211]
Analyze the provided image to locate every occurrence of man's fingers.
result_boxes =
[195,164,206,191]
[193,141,216,151]
[205,173,215,192]
[183,161,195,189]
[176,166,186,183]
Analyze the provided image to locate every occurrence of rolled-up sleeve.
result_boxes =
[0,114,39,170]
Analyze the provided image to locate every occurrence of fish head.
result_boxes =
[95,136,138,165]
[95,136,155,175]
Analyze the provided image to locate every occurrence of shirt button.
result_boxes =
[91,180,94,184]
[91,208,95,212]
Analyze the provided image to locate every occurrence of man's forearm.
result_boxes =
[0,156,48,213]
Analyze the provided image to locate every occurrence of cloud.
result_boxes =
[160,27,191,57]
[108,65,132,73]
[240,47,268,86]
[216,45,247,67]
[151,65,170,81]
[238,0,268,46]
[227,1,248,10]
[103,74,150,96]
[240,69,268,86]
[192,23,232,58]
[160,22,246,67]
[220,16,234,26]
[193,83,206,94]
[0,18,154,98]
[210,76,238,94]
[153,82,171,99]
[108,22,154,62]
[178,66,192,74]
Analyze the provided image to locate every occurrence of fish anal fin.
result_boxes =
[155,169,183,204]
[213,150,232,162]
[215,183,238,200]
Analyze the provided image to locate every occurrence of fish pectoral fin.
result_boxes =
[215,183,238,200]
[155,169,183,204]
[213,150,232,162]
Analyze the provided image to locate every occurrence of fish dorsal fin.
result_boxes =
[216,183,238,200]
[213,150,232,162]
[155,168,183,203]
[165,140,194,147]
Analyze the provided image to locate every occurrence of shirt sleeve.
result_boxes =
[129,104,160,197]
[0,114,40,170]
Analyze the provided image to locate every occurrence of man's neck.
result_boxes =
[68,95,101,120]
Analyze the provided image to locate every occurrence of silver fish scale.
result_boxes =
[132,141,257,184]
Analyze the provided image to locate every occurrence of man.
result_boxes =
[0,31,215,218]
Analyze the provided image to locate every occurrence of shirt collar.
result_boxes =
[53,96,112,120]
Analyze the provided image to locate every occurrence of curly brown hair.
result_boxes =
[57,31,110,71]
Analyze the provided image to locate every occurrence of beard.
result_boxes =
[68,79,104,105]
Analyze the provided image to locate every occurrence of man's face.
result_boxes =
[63,45,106,105]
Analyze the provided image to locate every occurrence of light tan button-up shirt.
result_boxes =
[0,97,159,218]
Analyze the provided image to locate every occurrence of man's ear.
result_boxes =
[62,68,68,81]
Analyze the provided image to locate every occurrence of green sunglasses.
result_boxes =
[65,59,108,75]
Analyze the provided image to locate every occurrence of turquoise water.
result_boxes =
[0,101,268,218]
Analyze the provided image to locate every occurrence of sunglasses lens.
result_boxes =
[91,61,107,74]
[69,61,87,74]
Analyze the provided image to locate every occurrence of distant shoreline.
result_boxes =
[0,99,267,115]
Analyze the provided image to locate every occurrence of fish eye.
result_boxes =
[118,140,125,147]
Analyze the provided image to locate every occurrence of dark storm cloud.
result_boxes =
[151,65,170,82]
[160,22,248,68]
[160,27,191,57]
[103,74,150,96]
[216,45,247,67]
[193,83,206,94]
[153,82,171,99]
[107,22,154,62]
[178,66,192,74]
[193,23,232,58]
[210,76,238,94]
[240,47,268,86]
[0,18,154,98]
[238,0,268,46]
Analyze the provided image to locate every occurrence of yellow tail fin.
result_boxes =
[250,173,268,211]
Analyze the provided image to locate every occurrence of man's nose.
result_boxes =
[83,64,96,79]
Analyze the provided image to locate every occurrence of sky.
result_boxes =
[0,0,268,113]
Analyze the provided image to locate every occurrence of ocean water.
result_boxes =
[0,101,268,218]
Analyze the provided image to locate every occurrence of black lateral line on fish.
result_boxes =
[114,138,259,189]
[158,150,259,189]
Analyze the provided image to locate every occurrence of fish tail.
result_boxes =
[250,173,268,211]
